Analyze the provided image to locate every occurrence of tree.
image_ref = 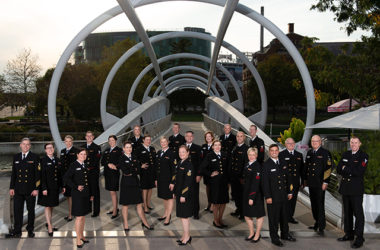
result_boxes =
[4,48,41,93]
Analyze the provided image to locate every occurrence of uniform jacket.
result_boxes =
[279,149,304,188]
[305,147,333,188]
[10,151,40,195]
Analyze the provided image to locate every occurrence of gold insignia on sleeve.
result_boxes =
[182,187,188,194]
[174,159,177,165]
[38,164,41,171]
[172,175,176,181]
[323,168,331,180]
[327,159,332,166]
[187,170,192,176]
[290,184,293,191]
[36,180,40,187]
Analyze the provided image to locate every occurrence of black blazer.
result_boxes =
[155,148,176,184]
[219,134,236,155]
[249,136,265,163]
[174,158,193,199]
[10,152,40,195]
[188,143,202,176]
[279,149,304,188]
[229,144,249,178]
[81,142,101,171]
[40,155,62,191]
[201,151,228,177]
[63,161,91,196]
[118,154,140,187]
[305,147,333,188]
[244,161,263,201]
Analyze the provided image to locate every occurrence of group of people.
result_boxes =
[6,123,368,249]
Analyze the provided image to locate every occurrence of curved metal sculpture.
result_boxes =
[48,0,315,151]
[160,78,218,96]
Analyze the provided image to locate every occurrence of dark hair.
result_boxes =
[123,141,132,147]
[179,145,190,153]
[108,135,117,141]
[269,144,279,150]
[86,131,94,136]
[143,134,151,139]
[250,124,257,130]
[185,130,194,135]
[173,123,180,127]
[77,148,88,155]
[44,142,54,149]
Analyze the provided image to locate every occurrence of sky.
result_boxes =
[0,0,370,74]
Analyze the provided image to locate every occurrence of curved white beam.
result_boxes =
[161,78,217,97]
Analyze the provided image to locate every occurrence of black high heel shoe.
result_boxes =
[111,210,119,219]
[252,234,261,243]
[48,231,53,237]
[141,222,154,230]
[81,239,89,244]
[157,216,166,221]
[77,243,84,248]
[245,233,255,241]
[178,236,192,246]
[164,215,171,226]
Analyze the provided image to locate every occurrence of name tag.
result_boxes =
[285,158,290,160]
[61,153,65,155]
[47,163,52,165]
[142,151,146,153]
[180,167,184,170]
[125,161,130,163]
[212,159,217,162]
[15,161,19,164]
[76,168,81,170]
[307,156,310,158]
[28,161,34,163]
[271,169,276,172]
[343,159,348,162]
[317,156,323,158]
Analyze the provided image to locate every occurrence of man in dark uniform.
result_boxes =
[60,135,78,221]
[249,124,265,164]
[169,123,185,160]
[184,131,202,219]
[229,131,248,220]
[304,135,332,235]
[263,144,296,247]
[219,124,236,157]
[6,138,40,238]
[128,125,144,150]
[336,136,368,249]
[279,137,304,224]
[81,131,101,217]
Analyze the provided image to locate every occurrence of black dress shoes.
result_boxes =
[318,229,325,236]
[5,232,21,238]
[281,235,296,241]
[193,215,199,220]
[271,239,284,247]
[245,233,255,241]
[288,218,299,224]
[351,238,364,248]
[308,225,318,231]
[28,231,35,238]
[91,214,99,218]
[337,235,354,241]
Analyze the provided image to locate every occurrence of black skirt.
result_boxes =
[104,168,120,191]
[119,176,143,205]
[63,185,71,197]
[176,194,194,218]
[37,189,59,207]
[209,175,229,204]
[71,187,91,216]
[242,188,265,218]
[139,166,155,189]
[157,180,173,200]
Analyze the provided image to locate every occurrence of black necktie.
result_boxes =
[217,154,221,159]
[276,160,279,165]
[22,154,25,160]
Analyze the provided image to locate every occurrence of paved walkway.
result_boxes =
[1,122,379,249]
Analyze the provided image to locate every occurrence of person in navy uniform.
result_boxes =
[135,134,156,214]
[243,147,265,243]
[7,138,40,238]
[174,145,194,245]
[118,141,153,231]
[63,148,93,248]
[249,125,265,164]
[201,131,215,212]
[155,136,176,225]
[102,135,123,219]
[279,137,304,224]
[201,140,229,228]
[81,131,101,218]
[184,130,202,219]
[38,142,63,236]
[128,125,144,150]
[304,135,332,235]
[60,135,78,221]
[229,131,249,220]
[336,136,368,249]
[219,123,236,156]
[169,123,185,160]
[263,144,296,247]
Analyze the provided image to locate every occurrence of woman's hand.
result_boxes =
[78,185,84,191]
[90,196,94,201]
[211,171,219,177]
[169,184,174,191]
[249,199,253,206]
[180,197,186,203]
[43,190,48,196]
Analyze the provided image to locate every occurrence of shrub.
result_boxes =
[278,118,305,144]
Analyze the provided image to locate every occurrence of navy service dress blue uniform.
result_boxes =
[155,148,176,199]
[201,143,212,187]
[9,152,40,235]
[187,143,202,218]
[129,136,144,150]
[169,134,185,160]
[201,151,229,204]
[118,154,143,205]
[102,146,123,191]
[337,150,368,245]
[249,136,265,164]
[60,147,78,197]
[38,155,62,207]
[82,142,101,216]
[219,133,236,157]
[63,161,92,216]
[243,161,265,218]
[305,147,332,232]
[263,158,294,242]
[174,158,194,218]
[279,149,304,221]
[229,143,249,217]
[135,144,156,189]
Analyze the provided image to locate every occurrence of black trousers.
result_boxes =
[192,181,200,217]
[13,193,36,233]
[89,173,100,215]
[230,177,243,214]
[343,195,364,240]
[288,186,299,219]
[309,187,326,230]
[267,201,290,241]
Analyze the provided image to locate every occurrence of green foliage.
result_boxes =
[360,132,380,194]
[278,118,305,144]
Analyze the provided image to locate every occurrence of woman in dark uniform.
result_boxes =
[128,125,144,150]
[201,131,214,212]
[135,134,156,213]
[118,141,153,231]
[201,140,229,228]
[60,135,78,222]
[63,148,93,248]
[101,135,122,219]
[174,145,194,245]
[155,136,176,225]
[38,142,63,236]
[243,147,265,243]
